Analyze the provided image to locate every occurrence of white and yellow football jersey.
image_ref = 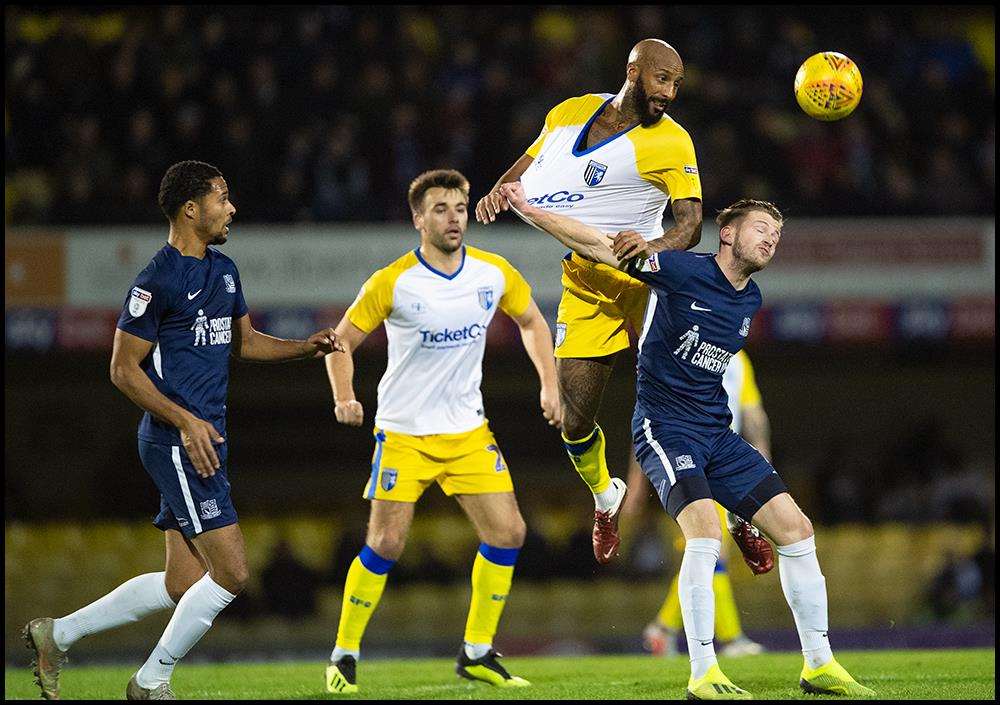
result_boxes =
[722,350,762,434]
[521,93,702,240]
[346,246,531,436]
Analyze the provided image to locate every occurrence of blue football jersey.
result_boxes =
[626,250,761,430]
[116,244,249,445]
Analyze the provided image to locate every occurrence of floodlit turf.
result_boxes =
[4,649,994,700]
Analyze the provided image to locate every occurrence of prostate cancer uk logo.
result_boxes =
[673,325,733,374]
[192,310,233,346]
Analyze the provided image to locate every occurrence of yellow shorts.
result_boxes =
[555,253,650,359]
[362,422,514,502]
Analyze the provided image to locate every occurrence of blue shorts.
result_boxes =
[632,414,787,522]
[138,439,238,539]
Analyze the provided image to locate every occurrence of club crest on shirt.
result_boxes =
[739,317,751,337]
[380,468,397,491]
[477,286,494,311]
[223,274,236,293]
[583,160,608,187]
[129,287,151,317]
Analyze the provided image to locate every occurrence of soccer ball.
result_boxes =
[793,52,863,121]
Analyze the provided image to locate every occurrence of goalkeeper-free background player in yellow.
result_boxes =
[475,39,703,564]
[322,169,559,694]
[625,350,770,658]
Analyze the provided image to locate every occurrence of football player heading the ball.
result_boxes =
[502,179,876,701]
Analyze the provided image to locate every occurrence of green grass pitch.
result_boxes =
[5,649,994,699]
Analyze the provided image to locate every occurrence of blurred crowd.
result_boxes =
[5,6,995,225]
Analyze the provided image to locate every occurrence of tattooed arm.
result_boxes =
[609,198,702,262]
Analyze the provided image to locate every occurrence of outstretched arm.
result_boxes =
[476,154,535,224]
[232,314,343,363]
[500,182,625,269]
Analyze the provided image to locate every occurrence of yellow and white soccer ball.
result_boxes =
[794,52,863,121]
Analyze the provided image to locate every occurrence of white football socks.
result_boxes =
[135,574,236,688]
[777,535,833,670]
[330,646,360,662]
[679,537,721,679]
[52,572,176,651]
[463,642,492,660]
[594,478,622,512]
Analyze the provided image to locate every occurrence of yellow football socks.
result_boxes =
[335,547,393,651]
[657,562,743,641]
[657,574,684,630]
[562,425,612,495]
[713,567,742,642]
[464,544,518,645]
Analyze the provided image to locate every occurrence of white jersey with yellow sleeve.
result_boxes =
[722,350,763,435]
[345,246,532,436]
[521,93,702,240]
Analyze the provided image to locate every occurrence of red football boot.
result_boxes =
[726,511,774,574]
[593,478,628,564]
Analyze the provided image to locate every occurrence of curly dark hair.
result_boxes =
[407,169,469,213]
[715,199,784,229]
[158,160,224,220]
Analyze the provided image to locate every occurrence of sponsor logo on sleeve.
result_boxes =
[128,287,152,317]
[684,165,699,174]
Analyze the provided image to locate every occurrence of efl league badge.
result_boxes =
[223,274,237,293]
[380,469,397,492]
[740,317,751,337]
[584,160,608,187]
[129,287,151,317]
[477,286,494,311]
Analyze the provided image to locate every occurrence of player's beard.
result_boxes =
[198,213,228,245]
[733,234,766,275]
[435,232,463,253]
[632,81,669,127]
[210,219,229,245]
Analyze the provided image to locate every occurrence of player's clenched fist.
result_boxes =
[475,188,511,224]
[335,399,364,427]
[540,385,561,429]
